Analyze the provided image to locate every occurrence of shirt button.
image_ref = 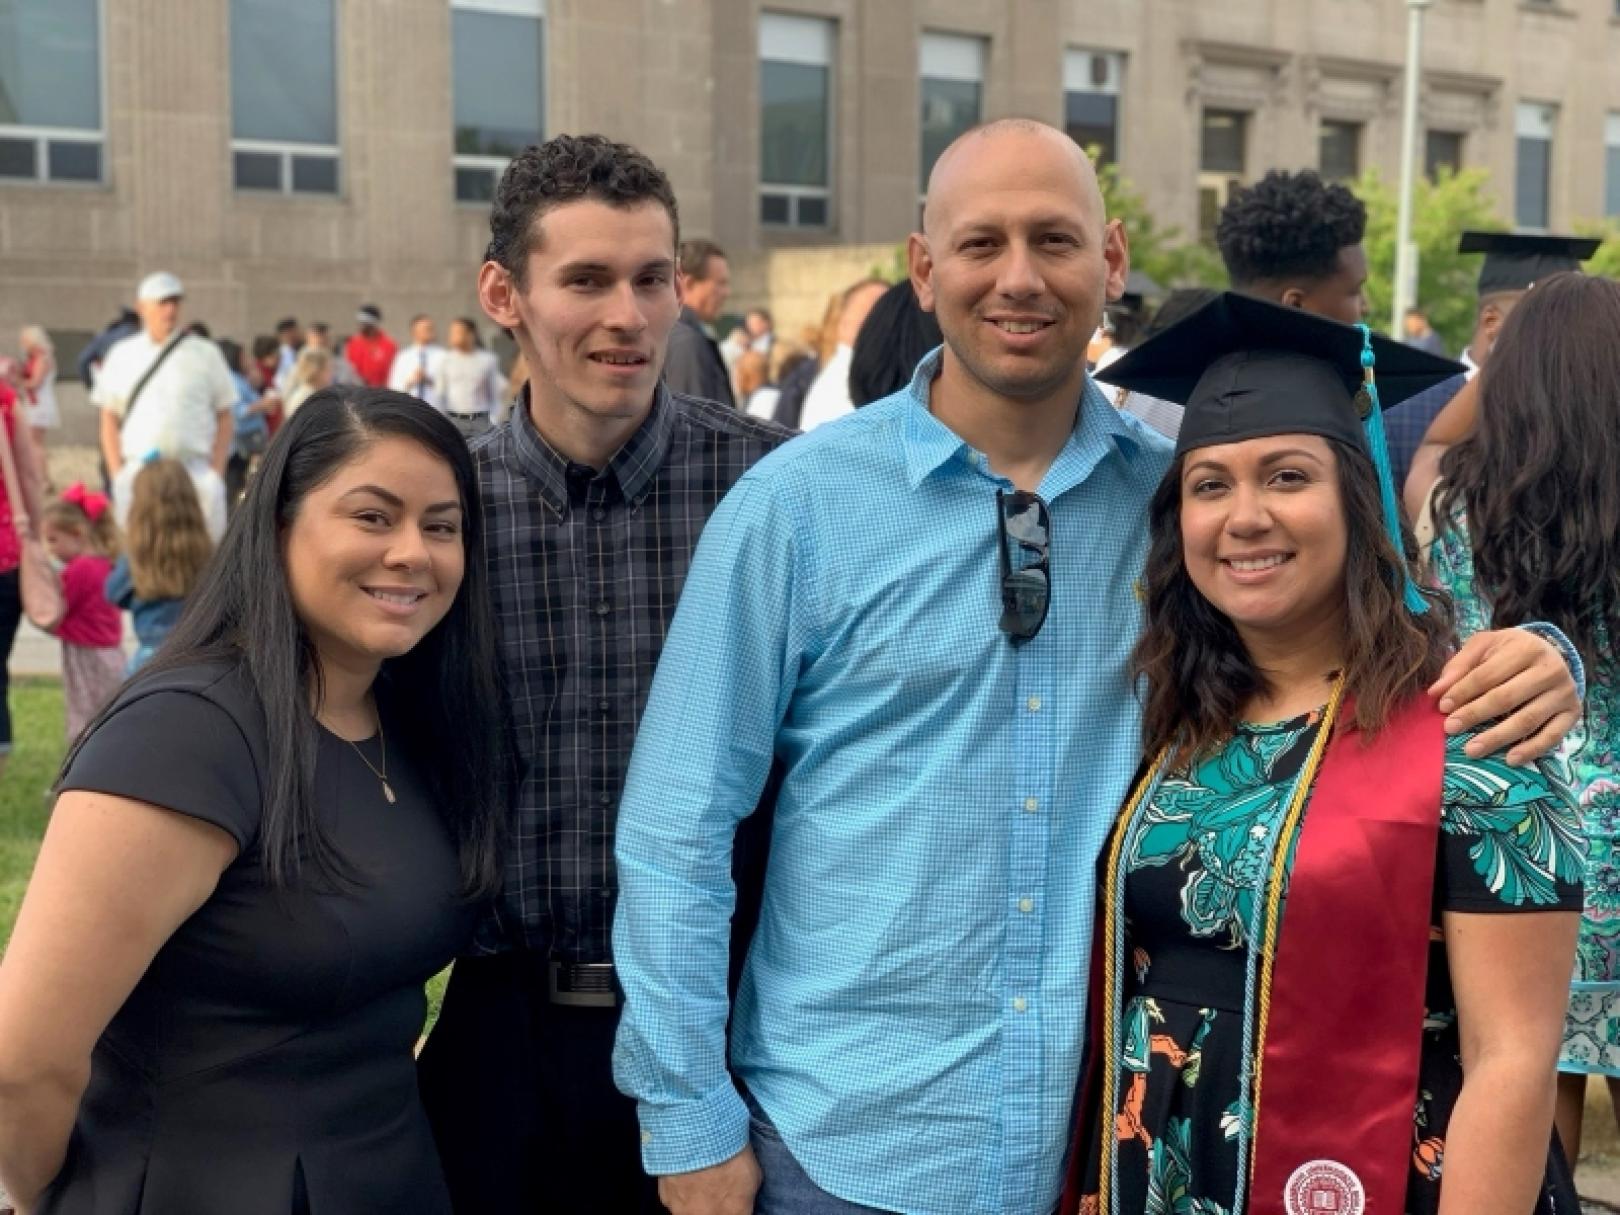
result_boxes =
[641,1130,652,1145]
[1023,797,1039,813]
[598,698,611,712]
[592,507,606,522]
[1018,897,1034,913]
[1012,996,1028,1013]
[595,602,610,617]
[598,793,612,807]
[1027,696,1042,712]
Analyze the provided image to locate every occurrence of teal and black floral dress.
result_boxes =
[1076,711,1584,1215]
[1430,499,1620,1077]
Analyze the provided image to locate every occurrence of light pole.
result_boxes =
[1392,0,1433,335]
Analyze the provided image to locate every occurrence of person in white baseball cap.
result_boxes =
[91,272,236,542]
[136,271,184,304]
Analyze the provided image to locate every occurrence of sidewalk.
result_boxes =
[10,616,135,678]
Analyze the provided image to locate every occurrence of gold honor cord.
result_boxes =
[1093,674,1348,1214]
[1095,743,1170,1215]
[1245,674,1347,1186]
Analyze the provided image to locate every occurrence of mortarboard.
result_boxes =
[1097,291,1463,612]
[1458,230,1602,296]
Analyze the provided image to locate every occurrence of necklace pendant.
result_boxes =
[382,780,396,805]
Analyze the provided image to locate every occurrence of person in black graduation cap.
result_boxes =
[1392,230,1602,506]
[1069,292,1584,1215]
[1424,271,1620,1174]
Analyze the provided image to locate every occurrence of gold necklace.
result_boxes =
[344,715,395,804]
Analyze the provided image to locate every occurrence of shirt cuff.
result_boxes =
[1518,621,1586,705]
[636,1080,751,1177]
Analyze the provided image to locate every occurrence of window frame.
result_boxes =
[230,138,342,197]
[228,0,342,197]
[1605,112,1620,219]
[918,31,987,200]
[450,0,546,206]
[1063,48,1124,167]
[0,0,107,188]
[1514,101,1557,231]
[759,11,835,231]
[1424,128,1465,180]
[1197,108,1249,244]
[1318,118,1362,182]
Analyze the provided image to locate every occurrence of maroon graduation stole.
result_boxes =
[1068,694,1445,1215]
[1247,694,1445,1215]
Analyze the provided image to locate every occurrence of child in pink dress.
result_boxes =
[42,484,125,739]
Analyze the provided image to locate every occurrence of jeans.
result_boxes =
[746,1092,893,1215]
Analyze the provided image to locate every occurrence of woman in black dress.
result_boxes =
[0,387,506,1214]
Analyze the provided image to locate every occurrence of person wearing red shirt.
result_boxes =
[0,380,46,779]
[344,305,398,388]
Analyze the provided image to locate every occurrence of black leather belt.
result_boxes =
[548,960,620,1008]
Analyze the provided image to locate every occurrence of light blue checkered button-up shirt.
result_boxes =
[612,349,1173,1215]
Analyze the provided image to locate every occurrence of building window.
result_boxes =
[452,0,544,204]
[759,12,833,229]
[0,0,103,185]
[1515,101,1556,229]
[1319,120,1361,181]
[1425,130,1464,179]
[1198,108,1248,242]
[1064,49,1123,167]
[230,0,339,195]
[1606,113,1620,219]
[919,32,985,195]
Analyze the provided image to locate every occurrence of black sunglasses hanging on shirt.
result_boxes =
[996,489,1051,644]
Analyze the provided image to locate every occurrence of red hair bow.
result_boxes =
[62,482,110,523]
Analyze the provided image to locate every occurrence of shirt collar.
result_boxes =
[679,307,715,339]
[509,382,677,515]
[899,346,1147,494]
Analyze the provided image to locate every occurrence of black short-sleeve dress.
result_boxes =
[38,661,479,1215]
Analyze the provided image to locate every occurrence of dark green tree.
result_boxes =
[1095,159,1227,291]
[1353,166,1503,353]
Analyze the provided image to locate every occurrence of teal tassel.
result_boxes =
[1356,324,1429,615]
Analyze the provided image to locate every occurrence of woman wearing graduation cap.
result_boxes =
[1065,292,1583,1215]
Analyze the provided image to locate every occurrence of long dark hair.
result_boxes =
[849,281,942,407]
[1436,273,1620,668]
[65,387,507,896]
[1133,439,1453,760]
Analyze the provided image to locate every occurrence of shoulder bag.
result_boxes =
[0,409,63,631]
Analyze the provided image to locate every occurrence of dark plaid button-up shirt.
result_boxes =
[474,385,793,961]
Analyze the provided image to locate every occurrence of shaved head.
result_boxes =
[922,119,1105,241]
[907,116,1129,413]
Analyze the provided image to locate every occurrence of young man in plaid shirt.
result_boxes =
[416,134,791,1213]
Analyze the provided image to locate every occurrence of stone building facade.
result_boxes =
[1,0,1617,350]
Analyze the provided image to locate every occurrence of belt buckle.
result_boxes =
[548,959,619,1008]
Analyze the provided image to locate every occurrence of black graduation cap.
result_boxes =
[1095,291,1463,459]
[1458,230,1602,295]
[1096,291,1462,614]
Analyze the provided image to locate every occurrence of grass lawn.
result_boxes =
[0,679,67,941]
[0,678,450,1029]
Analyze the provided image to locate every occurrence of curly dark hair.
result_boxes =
[1436,273,1620,669]
[1133,440,1452,762]
[1215,170,1366,288]
[485,133,680,285]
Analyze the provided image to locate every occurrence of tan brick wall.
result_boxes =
[731,241,899,341]
[0,0,1615,348]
